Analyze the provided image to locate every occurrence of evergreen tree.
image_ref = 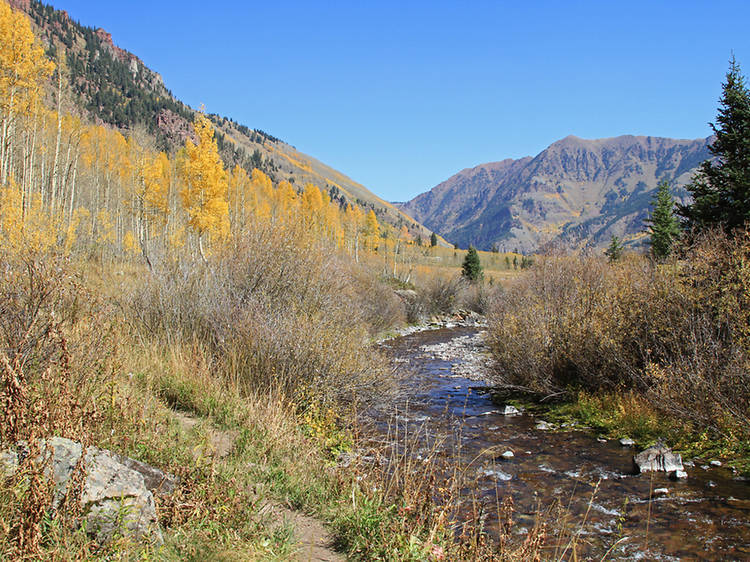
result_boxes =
[430,232,438,247]
[680,57,750,233]
[461,246,483,282]
[646,180,680,261]
[605,235,624,262]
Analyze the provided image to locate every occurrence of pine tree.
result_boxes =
[605,235,624,262]
[646,180,680,261]
[430,232,438,247]
[680,56,750,233]
[461,246,483,282]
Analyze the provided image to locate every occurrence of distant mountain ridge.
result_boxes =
[12,0,432,237]
[401,135,712,252]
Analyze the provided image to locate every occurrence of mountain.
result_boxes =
[401,135,712,252]
[12,0,430,236]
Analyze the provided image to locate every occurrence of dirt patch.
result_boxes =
[173,411,238,458]
[173,411,344,561]
[267,504,344,561]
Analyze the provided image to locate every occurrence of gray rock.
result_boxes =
[110,452,178,497]
[619,438,635,447]
[480,468,512,481]
[633,442,684,473]
[2,437,163,545]
[535,421,554,431]
[80,447,162,544]
[597,437,608,443]
[500,405,520,416]
[500,450,514,460]
[653,488,669,496]
[706,480,717,488]
[710,460,722,467]
[670,470,688,480]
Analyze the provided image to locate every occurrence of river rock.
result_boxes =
[710,460,722,467]
[535,421,554,431]
[633,442,684,474]
[500,450,514,460]
[2,437,164,544]
[499,405,520,416]
[480,468,512,481]
[670,470,688,480]
[619,438,635,446]
[653,488,669,496]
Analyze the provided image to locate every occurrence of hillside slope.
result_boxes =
[13,0,430,236]
[402,135,712,252]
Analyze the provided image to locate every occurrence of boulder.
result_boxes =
[535,421,554,431]
[619,438,635,447]
[2,437,165,545]
[110,452,179,497]
[80,447,162,544]
[670,470,688,480]
[499,405,520,415]
[633,442,684,474]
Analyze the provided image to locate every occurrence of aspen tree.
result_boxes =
[179,112,229,261]
[364,209,379,251]
[0,1,54,185]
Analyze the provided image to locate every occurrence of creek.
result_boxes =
[364,326,750,560]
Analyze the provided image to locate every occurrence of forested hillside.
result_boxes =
[9,0,433,240]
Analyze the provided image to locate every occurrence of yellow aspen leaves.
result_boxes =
[179,112,230,259]
[364,209,380,251]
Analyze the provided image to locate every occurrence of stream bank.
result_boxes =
[363,326,750,560]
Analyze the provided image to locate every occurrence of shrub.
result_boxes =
[486,231,750,436]
[124,221,394,404]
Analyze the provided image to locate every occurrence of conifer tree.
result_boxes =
[646,179,680,261]
[430,232,438,247]
[605,235,624,262]
[680,56,750,233]
[461,246,483,282]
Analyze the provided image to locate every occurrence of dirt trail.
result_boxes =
[173,411,345,561]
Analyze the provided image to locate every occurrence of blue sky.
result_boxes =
[52,1,750,201]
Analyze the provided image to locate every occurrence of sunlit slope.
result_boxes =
[13,0,435,237]
[403,135,712,252]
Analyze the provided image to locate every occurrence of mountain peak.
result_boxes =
[402,134,712,252]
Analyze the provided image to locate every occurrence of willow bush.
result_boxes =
[487,230,750,435]
[125,220,401,405]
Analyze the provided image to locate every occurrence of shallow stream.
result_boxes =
[366,326,750,560]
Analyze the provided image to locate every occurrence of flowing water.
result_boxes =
[365,326,750,560]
